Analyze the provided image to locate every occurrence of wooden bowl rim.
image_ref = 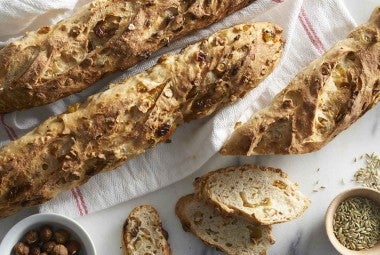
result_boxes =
[325,187,380,255]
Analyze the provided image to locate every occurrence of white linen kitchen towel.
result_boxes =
[0,0,355,218]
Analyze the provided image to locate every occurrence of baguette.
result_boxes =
[0,23,284,218]
[221,7,380,155]
[122,205,171,255]
[0,0,256,113]
[175,194,275,255]
[193,165,310,225]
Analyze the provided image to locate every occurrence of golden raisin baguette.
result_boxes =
[0,23,284,218]
[0,0,256,113]
[175,194,275,255]
[193,165,310,225]
[123,205,171,255]
[221,7,380,155]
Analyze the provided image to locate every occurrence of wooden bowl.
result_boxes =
[325,187,380,255]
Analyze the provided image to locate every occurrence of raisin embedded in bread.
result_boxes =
[0,22,284,219]
[175,194,275,255]
[123,205,171,255]
[220,7,380,155]
[193,165,310,225]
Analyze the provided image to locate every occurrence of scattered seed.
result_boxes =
[353,153,380,191]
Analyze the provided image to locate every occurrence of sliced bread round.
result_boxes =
[122,205,171,255]
[193,165,311,225]
[175,194,275,255]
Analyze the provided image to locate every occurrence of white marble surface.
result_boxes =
[1,1,380,255]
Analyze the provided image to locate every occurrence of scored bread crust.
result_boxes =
[175,194,275,255]
[0,22,284,219]
[220,7,380,155]
[122,205,171,255]
[0,0,256,113]
[193,165,310,225]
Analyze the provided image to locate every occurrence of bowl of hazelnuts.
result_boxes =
[0,213,96,255]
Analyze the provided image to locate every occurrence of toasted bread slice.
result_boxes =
[194,165,310,225]
[123,205,171,255]
[175,194,275,255]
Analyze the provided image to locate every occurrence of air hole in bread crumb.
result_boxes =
[42,163,49,170]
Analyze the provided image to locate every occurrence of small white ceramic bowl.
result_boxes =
[0,213,96,255]
[325,187,380,255]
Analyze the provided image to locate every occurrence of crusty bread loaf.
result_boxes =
[221,7,380,155]
[193,165,310,225]
[0,0,256,113]
[0,23,284,218]
[122,205,171,255]
[176,194,275,255]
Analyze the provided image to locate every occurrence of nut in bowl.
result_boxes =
[0,213,96,255]
[325,187,380,255]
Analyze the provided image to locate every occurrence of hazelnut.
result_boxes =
[51,244,68,255]
[14,242,30,255]
[42,241,56,252]
[24,230,39,245]
[66,240,81,255]
[40,253,48,255]
[29,246,41,255]
[53,229,70,244]
[39,225,53,242]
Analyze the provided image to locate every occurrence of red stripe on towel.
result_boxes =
[298,8,326,54]
[300,8,327,52]
[71,188,84,216]
[75,187,88,215]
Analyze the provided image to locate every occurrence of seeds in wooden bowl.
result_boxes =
[333,197,380,250]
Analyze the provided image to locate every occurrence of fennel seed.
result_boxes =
[333,197,380,250]
[354,153,380,191]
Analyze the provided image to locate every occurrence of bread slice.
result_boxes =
[176,194,275,255]
[122,205,171,255]
[194,165,310,225]
[220,7,380,155]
